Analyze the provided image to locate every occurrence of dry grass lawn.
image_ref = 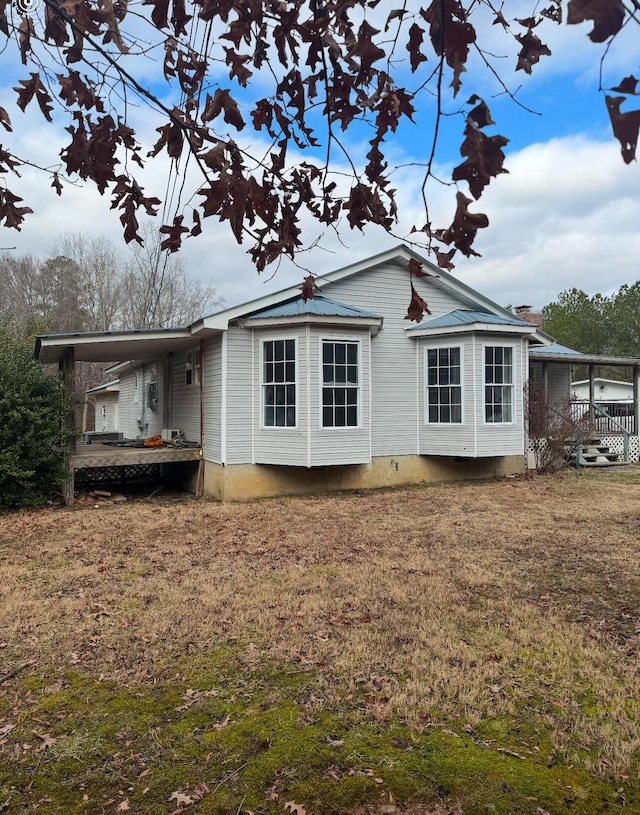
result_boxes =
[2,468,640,814]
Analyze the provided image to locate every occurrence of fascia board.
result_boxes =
[405,323,536,339]
[237,314,383,335]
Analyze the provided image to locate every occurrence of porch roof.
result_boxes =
[35,326,221,365]
[529,343,640,367]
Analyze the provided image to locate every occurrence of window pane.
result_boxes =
[323,343,333,363]
[286,384,295,404]
[275,406,286,426]
[323,406,333,426]
[335,365,346,384]
[335,406,346,426]
[347,389,358,406]
[275,362,284,381]
[335,344,346,364]
[265,385,274,406]
[347,365,358,384]
[347,344,357,364]
[287,406,295,426]
[286,362,295,382]
[265,342,273,362]
[335,388,346,406]
[264,362,273,383]
[426,347,462,423]
[274,341,284,361]
[285,339,295,359]
[265,406,274,426]
[347,406,357,426]
[275,385,285,404]
[322,388,332,406]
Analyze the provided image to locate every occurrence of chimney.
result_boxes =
[514,305,543,328]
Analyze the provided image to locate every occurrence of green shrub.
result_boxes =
[0,323,71,507]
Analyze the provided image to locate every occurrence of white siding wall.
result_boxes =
[115,362,164,438]
[530,362,571,401]
[322,261,465,457]
[94,393,118,433]
[419,336,476,456]
[309,327,371,466]
[141,361,164,438]
[253,327,308,466]
[474,336,527,457]
[203,337,222,463]
[117,368,139,438]
[225,327,253,464]
[172,347,202,443]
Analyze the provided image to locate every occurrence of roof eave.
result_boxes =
[405,323,537,338]
[238,314,384,335]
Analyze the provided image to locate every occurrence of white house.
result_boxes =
[35,246,640,502]
[86,379,120,433]
[572,378,634,403]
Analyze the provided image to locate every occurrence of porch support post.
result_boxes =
[634,364,640,439]
[588,364,595,426]
[59,347,76,506]
[197,339,205,497]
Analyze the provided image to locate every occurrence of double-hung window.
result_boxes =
[185,348,201,387]
[322,340,358,428]
[263,339,296,427]
[426,347,462,423]
[485,346,513,423]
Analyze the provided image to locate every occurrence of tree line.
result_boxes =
[541,282,640,364]
[0,225,220,336]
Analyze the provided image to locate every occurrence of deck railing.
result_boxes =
[570,400,636,435]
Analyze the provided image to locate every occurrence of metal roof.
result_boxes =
[407,309,533,331]
[530,343,640,366]
[244,294,383,320]
[529,342,582,356]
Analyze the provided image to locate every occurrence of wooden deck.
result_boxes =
[65,442,203,505]
[69,442,202,470]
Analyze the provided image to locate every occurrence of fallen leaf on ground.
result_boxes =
[169,791,193,807]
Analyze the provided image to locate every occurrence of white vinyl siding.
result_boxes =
[225,326,257,464]
[323,260,465,457]
[475,337,526,456]
[530,361,571,401]
[116,363,164,438]
[309,328,370,466]
[172,349,201,443]
[94,392,118,433]
[202,337,222,463]
[253,328,307,466]
[420,337,476,456]
[420,335,527,457]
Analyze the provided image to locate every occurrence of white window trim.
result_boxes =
[319,336,362,431]
[482,342,516,426]
[185,347,201,387]
[260,335,299,430]
[424,345,465,426]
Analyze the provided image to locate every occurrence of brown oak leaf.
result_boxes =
[605,95,640,164]
[169,790,193,807]
[567,0,625,42]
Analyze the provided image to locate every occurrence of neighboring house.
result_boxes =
[571,378,634,403]
[35,246,640,501]
[86,379,120,433]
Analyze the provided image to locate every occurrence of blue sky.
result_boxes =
[0,3,639,315]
